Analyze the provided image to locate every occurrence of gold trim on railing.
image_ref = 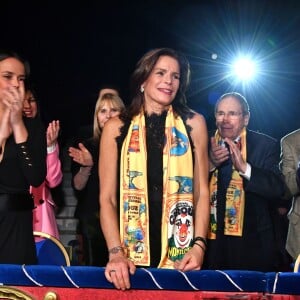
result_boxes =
[0,286,35,300]
[44,291,58,300]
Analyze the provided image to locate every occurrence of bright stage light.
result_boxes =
[211,53,218,60]
[232,57,256,81]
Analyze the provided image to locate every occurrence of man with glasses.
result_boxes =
[203,92,286,272]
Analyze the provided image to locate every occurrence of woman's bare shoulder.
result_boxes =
[186,111,207,129]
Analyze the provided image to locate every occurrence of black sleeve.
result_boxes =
[245,137,285,201]
[16,118,47,187]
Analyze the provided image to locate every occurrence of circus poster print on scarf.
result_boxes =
[120,107,194,267]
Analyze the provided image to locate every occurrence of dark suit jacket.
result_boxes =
[206,129,285,271]
[243,130,285,232]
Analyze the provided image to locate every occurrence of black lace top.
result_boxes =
[116,111,193,266]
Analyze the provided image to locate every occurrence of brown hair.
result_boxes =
[128,48,191,117]
[0,49,30,77]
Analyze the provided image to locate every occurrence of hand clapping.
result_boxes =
[46,120,60,147]
[68,143,93,167]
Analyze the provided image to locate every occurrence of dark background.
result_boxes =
[3,0,300,142]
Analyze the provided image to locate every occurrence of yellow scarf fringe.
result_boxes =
[120,107,194,267]
[208,128,247,239]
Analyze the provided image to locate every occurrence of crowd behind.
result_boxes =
[0,48,299,290]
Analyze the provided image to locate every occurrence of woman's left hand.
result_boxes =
[2,83,25,126]
[174,246,204,272]
[46,120,60,147]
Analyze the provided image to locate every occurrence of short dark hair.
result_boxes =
[215,92,250,115]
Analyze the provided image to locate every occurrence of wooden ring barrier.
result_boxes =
[0,285,36,300]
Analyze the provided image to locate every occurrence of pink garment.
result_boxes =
[31,144,63,239]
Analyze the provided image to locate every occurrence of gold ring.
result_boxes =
[109,270,116,273]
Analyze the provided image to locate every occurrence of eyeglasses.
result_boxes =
[215,111,243,120]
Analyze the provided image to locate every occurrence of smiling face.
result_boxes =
[215,96,249,140]
[97,100,122,129]
[0,57,25,94]
[23,90,38,118]
[142,55,180,113]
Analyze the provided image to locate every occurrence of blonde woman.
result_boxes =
[69,91,125,266]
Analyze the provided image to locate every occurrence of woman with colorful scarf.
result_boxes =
[99,48,210,290]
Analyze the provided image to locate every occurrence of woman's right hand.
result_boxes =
[68,143,93,167]
[0,83,27,144]
[2,84,25,125]
[104,255,136,290]
[0,85,24,140]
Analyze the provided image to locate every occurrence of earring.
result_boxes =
[140,86,144,93]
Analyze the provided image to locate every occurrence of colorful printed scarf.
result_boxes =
[120,107,194,267]
[208,128,247,239]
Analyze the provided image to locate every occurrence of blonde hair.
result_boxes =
[93,93,125,140]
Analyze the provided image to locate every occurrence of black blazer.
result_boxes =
[243,129,285,232]
[209,129,285,233]
[206,129,286,271]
